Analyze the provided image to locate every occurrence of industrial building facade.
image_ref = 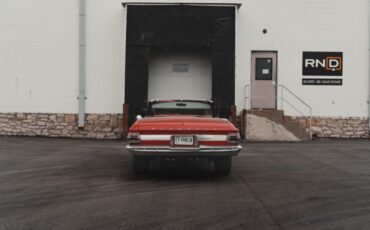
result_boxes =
[0,0,369,140]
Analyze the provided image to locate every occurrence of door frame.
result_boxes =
[250,51,278,110]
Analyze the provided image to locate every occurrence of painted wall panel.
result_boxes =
[0,0,369,117]
[235,0,369,117]
[0,0,79,113]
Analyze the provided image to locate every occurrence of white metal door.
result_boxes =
[148,51,212,100]
[251,52,277,109]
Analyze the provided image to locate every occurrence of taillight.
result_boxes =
[227,133,240,144]
[127,133,141,144]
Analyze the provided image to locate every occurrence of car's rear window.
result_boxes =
[151,101,212,116]
[152,102,211,109]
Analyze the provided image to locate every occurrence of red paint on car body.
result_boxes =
[129,116,238,136]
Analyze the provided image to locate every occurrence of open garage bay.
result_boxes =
[1,137,370,229]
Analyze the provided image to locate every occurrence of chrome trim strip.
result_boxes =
[126,145,242,156]
[140,134,228,142]
[198,135,227,141]
[141,135,171,141]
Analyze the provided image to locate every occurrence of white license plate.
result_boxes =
[173,136,194,146]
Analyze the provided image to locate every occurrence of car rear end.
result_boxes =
[126,100,242,175]
[126,118,241,175]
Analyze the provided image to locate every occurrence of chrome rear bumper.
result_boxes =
[126,145,242,157]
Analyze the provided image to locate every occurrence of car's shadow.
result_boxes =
[86,152,231,182]
[124,160,231,181]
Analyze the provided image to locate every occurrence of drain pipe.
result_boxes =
[369,0,370,133]
[78,0,86,127]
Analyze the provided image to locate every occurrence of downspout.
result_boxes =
[78,0,86,127]
[369,0,370,133]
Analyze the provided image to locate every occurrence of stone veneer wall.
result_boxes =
[0,113,123,139]
[1,113,368,140]
[291,117,369,139]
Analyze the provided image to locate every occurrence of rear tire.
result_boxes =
[133,156,150,174]
[214,157,232,175]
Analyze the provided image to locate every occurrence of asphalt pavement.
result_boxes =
[1,137,370,230]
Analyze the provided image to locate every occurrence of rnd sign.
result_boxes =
[303,52,343,76]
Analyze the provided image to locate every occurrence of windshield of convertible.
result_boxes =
[150,101,213,116]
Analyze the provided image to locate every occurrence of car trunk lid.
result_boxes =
[135,116,236,135]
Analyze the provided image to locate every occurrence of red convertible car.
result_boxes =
[126,100,242,175]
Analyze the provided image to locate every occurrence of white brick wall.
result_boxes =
[0,0,369,117]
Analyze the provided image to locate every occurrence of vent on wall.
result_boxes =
[173,64,189,72]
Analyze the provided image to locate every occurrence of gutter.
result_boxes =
[78,0,86,127]
[121,2,242,9]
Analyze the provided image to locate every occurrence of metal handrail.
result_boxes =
[244,83,312,138]
[278,85,311,110]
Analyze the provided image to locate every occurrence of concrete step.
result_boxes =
[243,110,311,141]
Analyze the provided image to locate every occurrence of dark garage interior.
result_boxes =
[124,5,236,126]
